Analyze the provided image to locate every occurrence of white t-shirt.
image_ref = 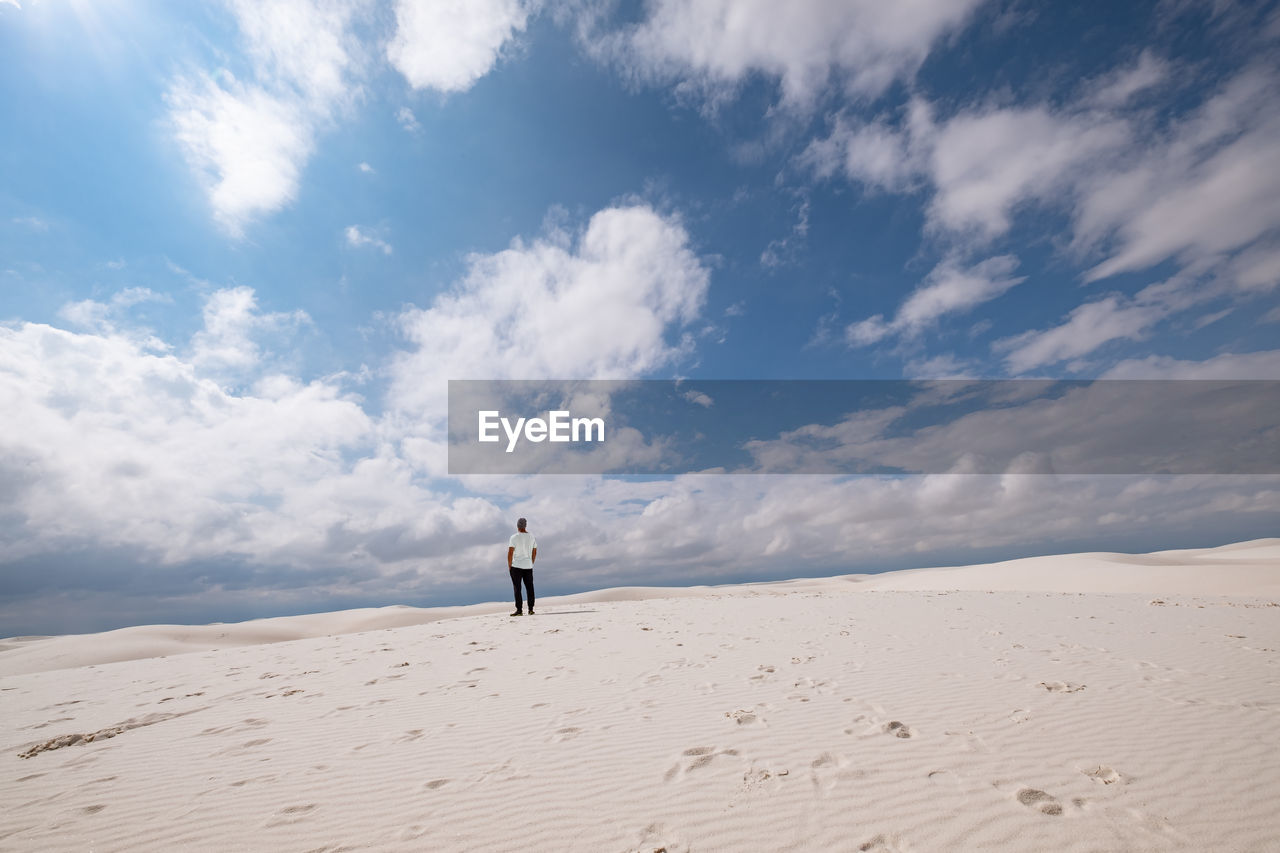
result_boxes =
[509,531,537,569]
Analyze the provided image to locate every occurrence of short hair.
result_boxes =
[516,517,527,530]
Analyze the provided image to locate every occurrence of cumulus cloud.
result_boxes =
[0,318,377,567]
[189,286,311,376]
[848,255,1024,347]
[799,98,932,192]
[580,0,987,109]
[58,287,171,337]
[3,291,1278,631]
[387,0,534,93]
[167,74,316,235]
[388,204,712,424]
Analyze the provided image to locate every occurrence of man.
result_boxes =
[507,517,537,616]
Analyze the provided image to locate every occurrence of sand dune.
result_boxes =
[2,539,1278,851]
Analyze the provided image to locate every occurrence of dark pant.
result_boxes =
[509,567,534,611]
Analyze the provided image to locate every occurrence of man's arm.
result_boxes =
[531,547,537,566]
[507,546,514,569]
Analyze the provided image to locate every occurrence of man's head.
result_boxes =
[517,517,527,531]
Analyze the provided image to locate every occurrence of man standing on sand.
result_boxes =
[507,517,537,616]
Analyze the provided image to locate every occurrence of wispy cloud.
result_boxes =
[848,255,1025,347]
[344,225,393,255]
[803,48,1280,371]
[395,106,420,133]
[11,215,48,231]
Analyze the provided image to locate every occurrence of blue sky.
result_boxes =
[2,0,1279,635]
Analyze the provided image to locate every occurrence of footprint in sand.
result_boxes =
[1017,788,1063,816]
[422,778,450,790]
[943,730,990,753]
[266,803,318,827]
[1039,681,1085,693]
[882,721,914,739]
[628,822,690,853]
[725,706,766,726]
[663,746,740,782]
[1083,765,1123,785]
[553,726,583,741]
[858,833,907,852]
[810,752,865,793]
[399,824,431,841]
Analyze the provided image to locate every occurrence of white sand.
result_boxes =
[2,539,1278,851]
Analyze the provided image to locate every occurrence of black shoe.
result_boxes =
[528,609,535,615]
[510,610,523,617]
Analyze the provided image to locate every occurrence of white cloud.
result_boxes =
[993,294,1167,374]
[1226,244,1280,292]
[1080,70,1280,281]
[357,161,375,173]
[759,194,810,268]
[581,0,988,108]
[799,99,932,192]
[190,286,311,376]
[388,204,711,427]
[3,307,1277,627]
[903,352,978,379]
[166,0,366,235]
[395,106,421,132]
[11,215,47,231]
[803,97,1129,240]
[803,54,1280,369]
[167,74,315,235]
[345,225,393,254]
[225,0,366,105]
[57,288,172,344]
[804,58,1280,276]
[1102,349,1280,379]
[387,0,533,93]
[0,320,384,567]
[1086,50,1169,108]
[848,254,1024,346]
[682,389,714,408]
[927,106,1128,239]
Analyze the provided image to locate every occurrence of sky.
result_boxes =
[2,0,1279,636]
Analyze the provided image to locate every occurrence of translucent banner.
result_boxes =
[447,380,1280,475]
